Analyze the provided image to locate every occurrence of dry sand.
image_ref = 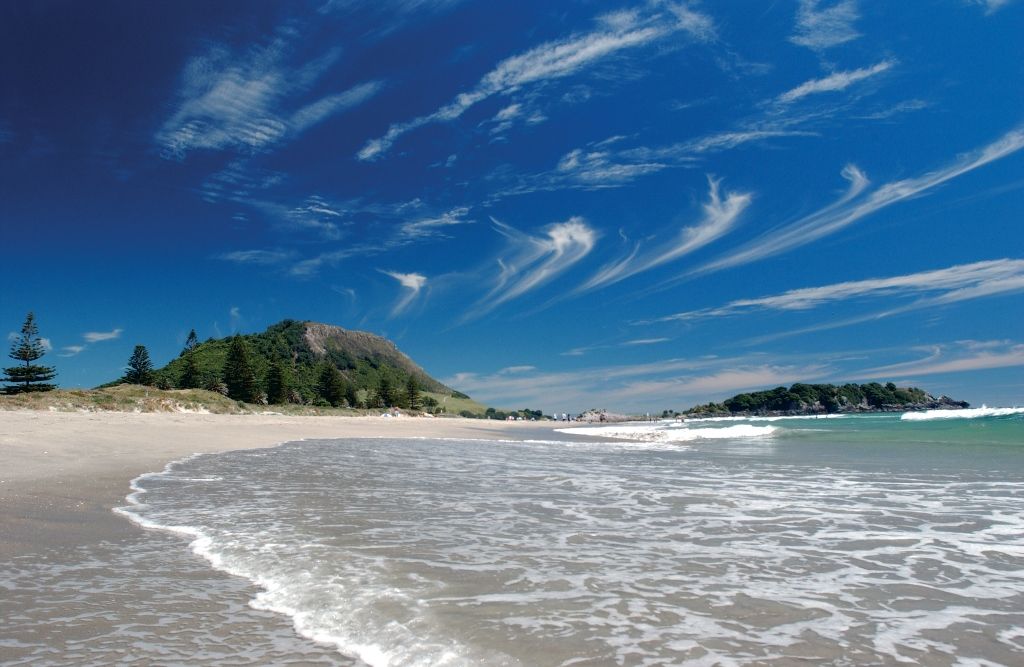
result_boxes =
[0,410,559,558]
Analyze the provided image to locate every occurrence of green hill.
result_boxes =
[685,382,969,416]
[123,320,470,409]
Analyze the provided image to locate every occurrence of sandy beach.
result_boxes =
[0,410,557,559]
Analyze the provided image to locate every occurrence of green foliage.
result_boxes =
[266,359,292,405]
[405,375,421,411]
[222,336,260,403]
[145,320,466,407]
[124,345,155,385]
[181,329,199,356]
[687,382,933,415]
[3,312,57,394]
[482,406,545,420]
[378,375,395,408]
[179,350,201,389]
[317,363,353,407]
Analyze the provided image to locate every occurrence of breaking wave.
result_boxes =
[901,406,1024,421]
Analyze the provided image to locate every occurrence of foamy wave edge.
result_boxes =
[900,406,1024,421]
[559,424,778,443]
[112,435,563,667]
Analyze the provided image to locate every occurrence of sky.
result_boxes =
[1,0,1022,412]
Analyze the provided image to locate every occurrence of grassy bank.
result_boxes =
[0,385,495,417]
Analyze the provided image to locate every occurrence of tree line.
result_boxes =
[141,331,426,410]
[1,313,425,411]
[686,382,931,415]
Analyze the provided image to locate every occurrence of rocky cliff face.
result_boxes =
[301,321,454,395]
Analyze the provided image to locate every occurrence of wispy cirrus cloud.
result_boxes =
[382,270,428,316]
[777,60,894,105]
[357,4,714,161]
[654,259,1024,323]
[856,340,1024,379]
[790,0,860,51]
[693,125,1024,276]
[58,345,86,358]
[83,328,123,343]
[563,337,671,357]
[968,0,1016,14]
[496,123,817,198]
[219,249,298,265]
[288,206,473,276]
[156,26,381,159]
[464,217,597,319]
[577,176,751,292]
[445,355,827,412]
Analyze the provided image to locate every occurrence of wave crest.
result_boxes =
[901,406,1024,421]
[561,424,777,443]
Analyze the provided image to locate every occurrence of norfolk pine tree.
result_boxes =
[222,336,259,403]
[125,345,155,385]
[179,329,201,389]
[377,375,395,408]
[406,375,421,411]
[3,312,57,394]
[181,329,199,355]
[267,358,292,405]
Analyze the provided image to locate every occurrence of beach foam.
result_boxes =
[113,432,1024,665]
[900,406,1024,421]
[560,423,777,444]
[683,414,847,423]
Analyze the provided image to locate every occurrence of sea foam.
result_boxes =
[561,423,777,443]
[900,406,1024,421]
[111,434,1024,666]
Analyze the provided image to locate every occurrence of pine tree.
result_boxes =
[378,375,395,408]
[222,336,259,403]
[181,329,199,356]
[267,358,292,405]
[179,351,200,389]
[317,364,350,407]
[124,345,155,385]
[405,375,421,411]
[3,312,57,394]
[178,329,201,388]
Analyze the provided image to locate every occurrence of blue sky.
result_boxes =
[2,0,1022,412]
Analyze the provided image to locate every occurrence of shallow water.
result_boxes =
[0,529,351,666]
[5,413,1024,666]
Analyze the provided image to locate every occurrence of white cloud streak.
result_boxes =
[467,217,597,318]
[969,0,1016,15]
[59,345,86,357]
[357,4,713,160]
[658,259,1024,322]
[445,358,826,412]
[83,329,123,343]
[156,29,381,158]
[578,177,751,292]
[777,60,893,105]
[695,126,1024,275]
[790,0,860,51]
[857,342,1024,379]
[382,270,428,316]
[288,206,472,277]
[219,249,297,265]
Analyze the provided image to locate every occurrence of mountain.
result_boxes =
[685,382,969,417]
[145,320,467,405]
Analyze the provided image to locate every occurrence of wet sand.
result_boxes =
[0,411,558,559]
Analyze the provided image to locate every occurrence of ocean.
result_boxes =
[4,408,1024,666]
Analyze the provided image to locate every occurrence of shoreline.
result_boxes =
[0,410,562,559]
